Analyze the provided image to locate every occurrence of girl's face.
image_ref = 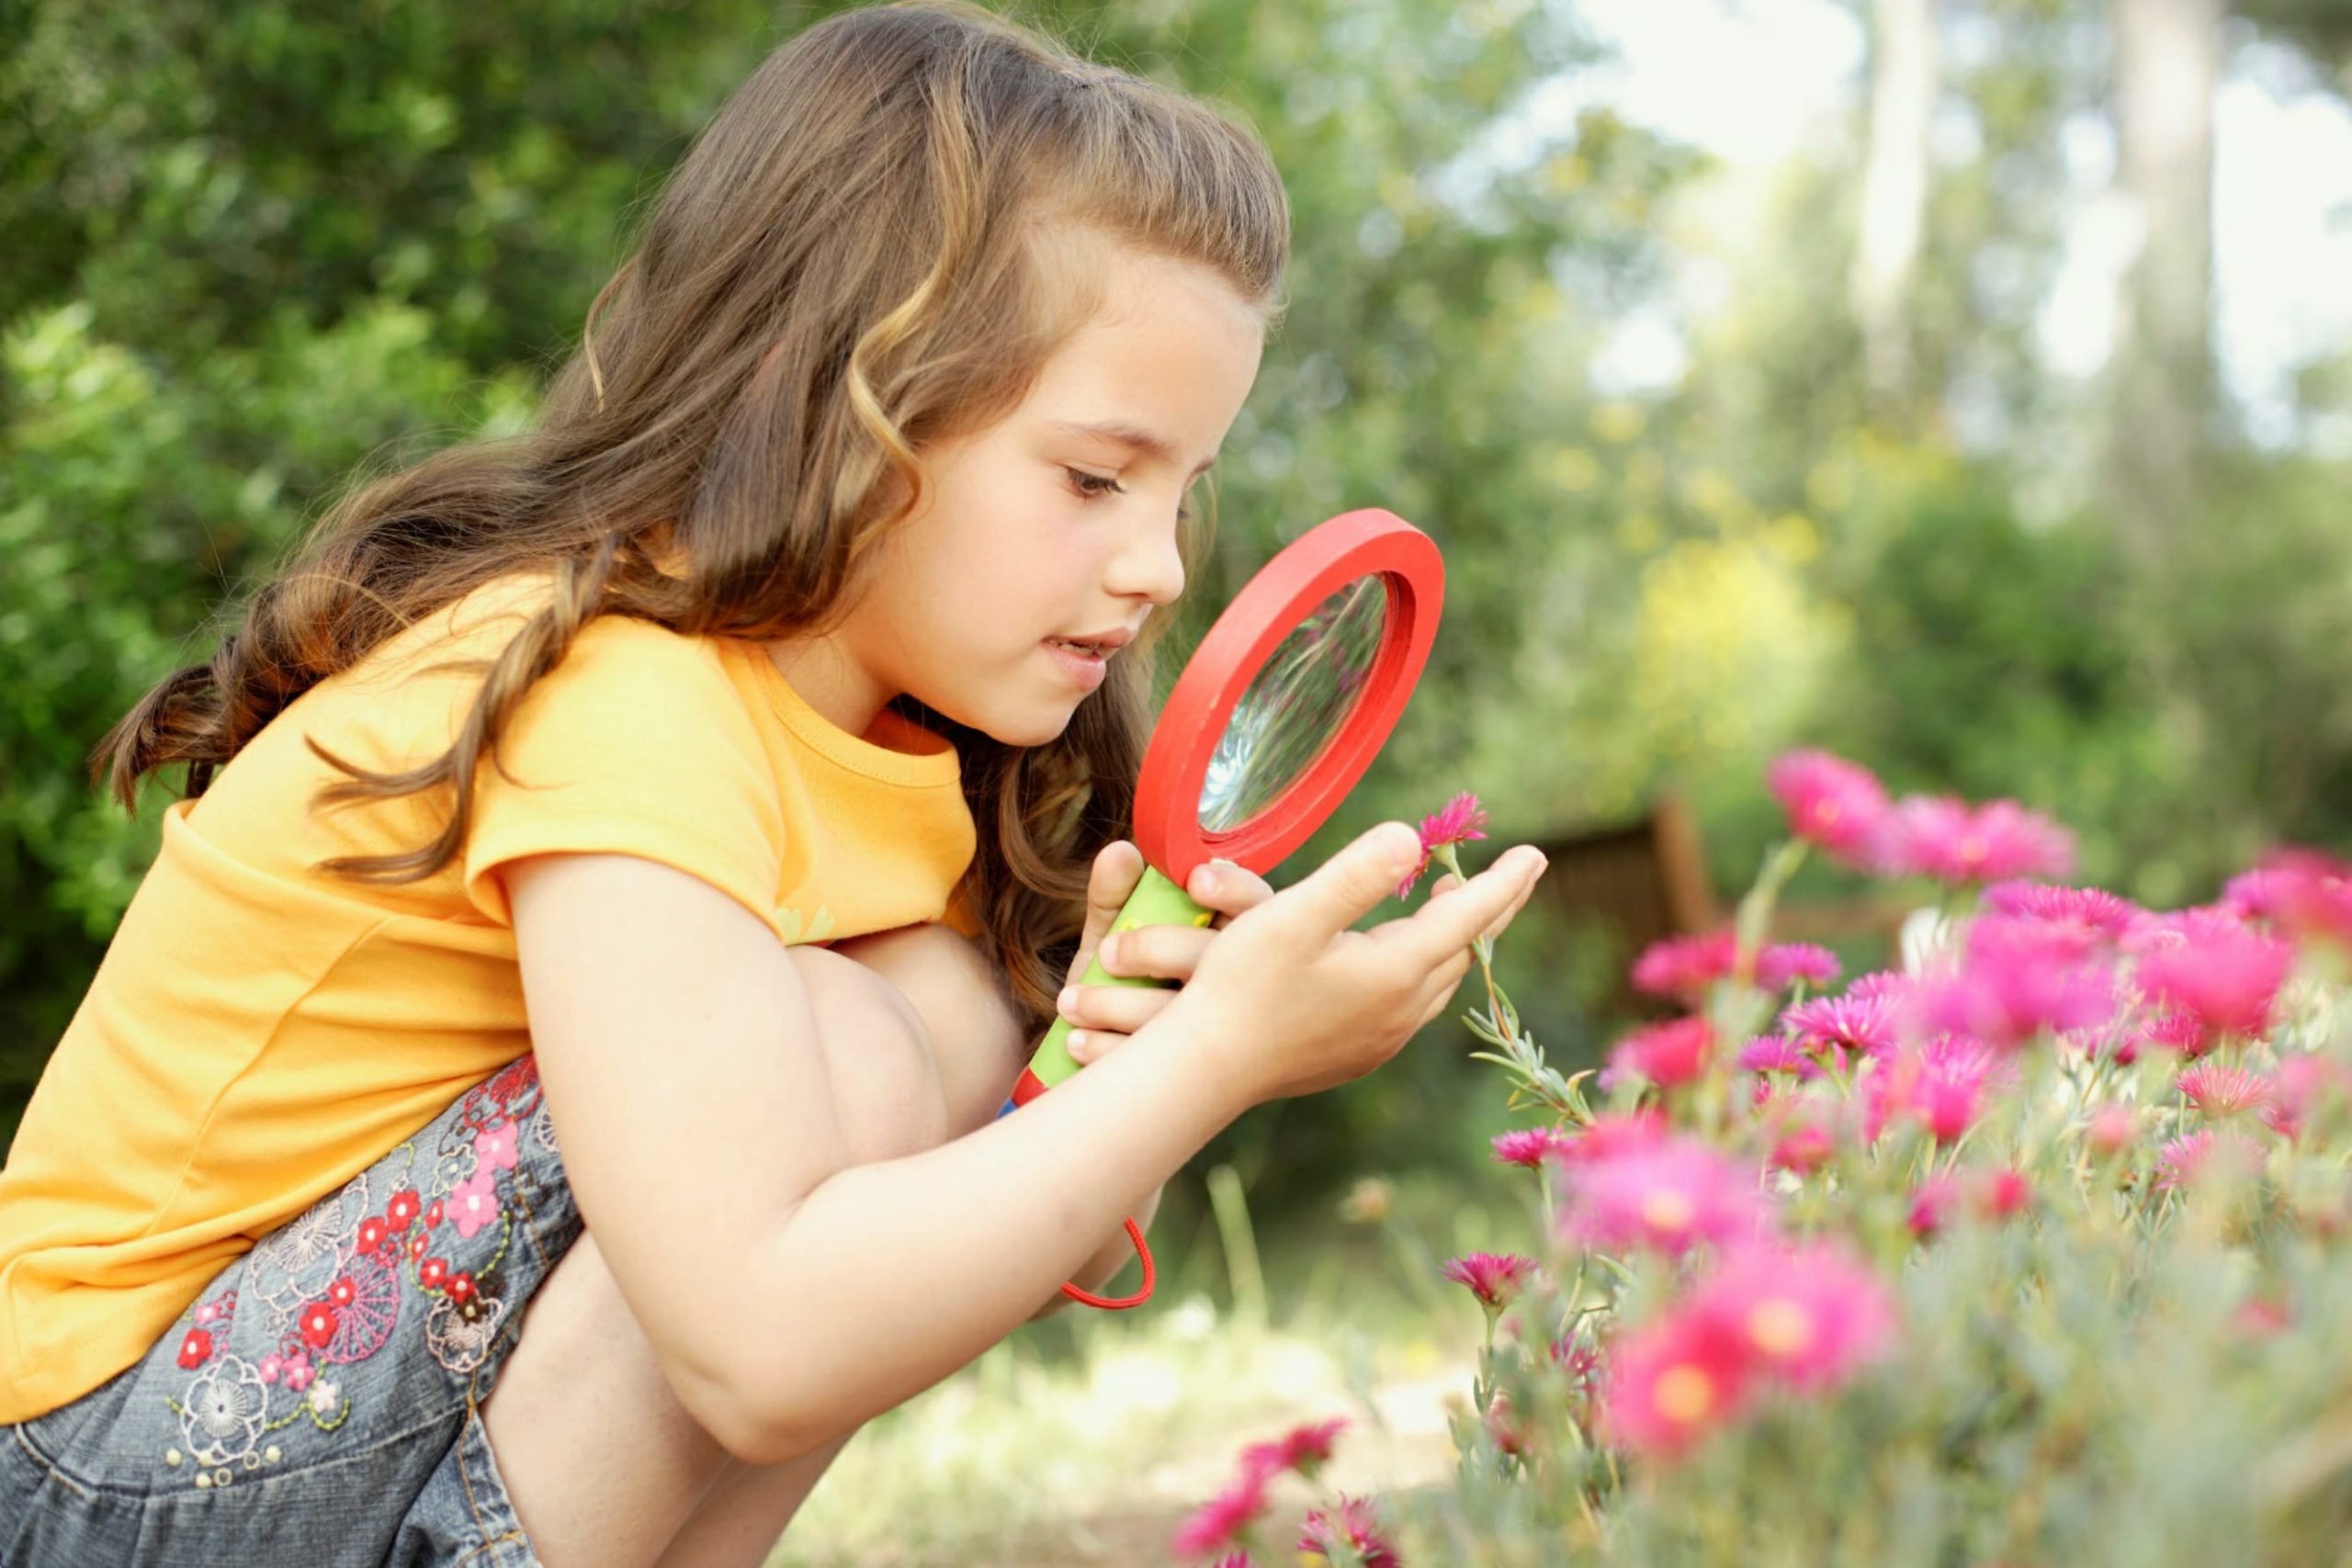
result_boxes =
[774,242,1266,747]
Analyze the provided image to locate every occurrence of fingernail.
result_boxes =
[1191,865,1219,896]
[1068,1029,1091,1058]
[1057,987,1076,1017]
[1100,936,1119,969]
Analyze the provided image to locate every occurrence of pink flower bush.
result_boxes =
[1358,768,2352,1555]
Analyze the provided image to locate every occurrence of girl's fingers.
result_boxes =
[1058,981,1176,1047]
[1096,922,1212,983]
[1069,840,1147,979]
[1185,858,1274,926]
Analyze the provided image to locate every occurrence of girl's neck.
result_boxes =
[760,637,894,742]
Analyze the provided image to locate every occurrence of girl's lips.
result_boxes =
[1042,638,1109,692]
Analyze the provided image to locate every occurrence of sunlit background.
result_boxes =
[5,1,2348,1560]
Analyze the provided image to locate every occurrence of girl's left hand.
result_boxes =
[1056,840,1272,1067]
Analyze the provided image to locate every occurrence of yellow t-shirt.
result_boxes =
[0,572,978,1422]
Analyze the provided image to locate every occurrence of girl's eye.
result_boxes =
[1066,468,1125,499]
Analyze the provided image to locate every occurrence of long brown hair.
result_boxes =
[95,0,1289,1025]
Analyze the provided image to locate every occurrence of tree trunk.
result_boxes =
[1853,0,1940,419]
[2104,0,2223,557]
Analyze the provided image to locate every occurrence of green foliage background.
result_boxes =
[6,0,2350,1246]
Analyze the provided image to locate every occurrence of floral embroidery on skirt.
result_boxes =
[156,1055,561,1491]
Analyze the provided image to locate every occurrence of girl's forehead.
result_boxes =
[1017,250,1263,448]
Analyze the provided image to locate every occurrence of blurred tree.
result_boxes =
[1854,0,1941,417]
[2102,0,2225,558]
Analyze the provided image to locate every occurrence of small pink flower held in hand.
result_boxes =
[1397,791,1489,898]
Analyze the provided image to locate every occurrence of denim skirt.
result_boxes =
[0,1055,582,1567]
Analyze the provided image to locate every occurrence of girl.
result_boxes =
[0,4,1545,1564]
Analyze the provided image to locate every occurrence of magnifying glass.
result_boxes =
[999,507,1445,1308]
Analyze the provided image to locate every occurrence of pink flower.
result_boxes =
[447,1168,502,1240]
[1908,1168,2031,1236]
[1209,1556,1257,1568]
[1689,1242,1897,1393]
[1757,943,1841,992]
[1782,986,1907,1061]
[1559,1136,1771,1257]
[1983,881,2144,942]
[474,1120,521,1174]
[1767,1116,1838,1174]
[258,1353,283,1384]
[1602,1017,1714,1090]
[1737,1036,1819,1077]
[2132,1009,2208,1059]
[1239,1417,1347,1480]
[2177,1062,2273,1118]
[2134,917,2295,1054]
[1396,792,1489,898]
[1297,1495,1399,1568]
[2263,1055,2338,1141]
[1631,932,1738,998]
[2248,848,2352,947]
[1980,1168,2032,1219]
[1870,1038,2010,1145]
[2154,1129,2267,1192]
[1917,917,2117,1050]
[1490,1127,1572,1168]
[1600,1307,1756,1458]
[1554,1111,1670,1165]
[1880,796,2076,884]
[280,1350,314,1393]
[1171,1456,1274,1559]
[1768,750,1892,866]
[2086,1104,2138,1154]
[1442,1252,1536,1313]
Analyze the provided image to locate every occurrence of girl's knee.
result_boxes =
[786,944,950,1163]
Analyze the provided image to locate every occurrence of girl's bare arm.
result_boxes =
[505,825,1542,1463]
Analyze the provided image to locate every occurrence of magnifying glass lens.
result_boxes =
[1197,573,1389,833]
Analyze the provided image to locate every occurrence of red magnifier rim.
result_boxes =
[1133,508,1444,885]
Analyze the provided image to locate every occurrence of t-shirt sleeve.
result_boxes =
[458,615,788,942]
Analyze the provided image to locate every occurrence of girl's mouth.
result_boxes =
[1042,637,1110,691]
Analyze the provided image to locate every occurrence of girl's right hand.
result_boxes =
[1159,821,1548,1108]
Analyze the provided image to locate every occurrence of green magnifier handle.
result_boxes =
[999,864,1212,1115]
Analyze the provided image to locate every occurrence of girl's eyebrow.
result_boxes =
[1049,419,1218,479]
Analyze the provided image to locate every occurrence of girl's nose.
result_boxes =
[1105,514,1186,607]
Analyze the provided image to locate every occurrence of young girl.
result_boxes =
[0,4,1544,1563]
